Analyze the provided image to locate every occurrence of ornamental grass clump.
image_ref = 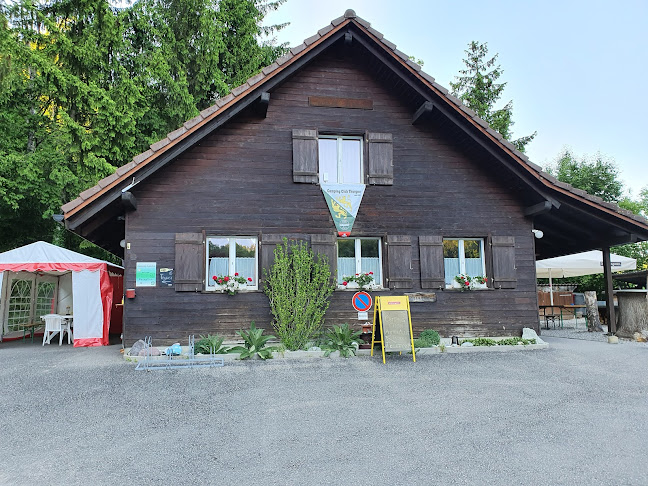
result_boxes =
[264,239,336,351]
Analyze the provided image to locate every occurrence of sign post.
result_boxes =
[371,295,416,364]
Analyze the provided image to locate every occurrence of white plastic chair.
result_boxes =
[41,314,71,346]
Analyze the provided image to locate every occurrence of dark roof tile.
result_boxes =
[485,126,503,140]
[98,172,119,189]
[262,62,279,75]
[62,198,83,213]
[432,82,448,95]
[79,185,101,200]
[290,43,306,55]
[406,59,422,72]
[276,53,293,65]
[231,83,250,96]
[367,26,384,39]
[167,126,187,141]
[183,114,204,130]
[355,17,371,28]
[116,161,136,177]
[150,138,171,152]
[420,71,435,84]
[380,38,397,50]
[217,93,235,106]
[331,15,346,26]
[200,104,219,118]
[540,172,558,184]
[133,149,154,165]
[318,24,334,36]
[304,33,320,46]
[247,72,264,86]
[526,161,543,172]
[393,49,409,62]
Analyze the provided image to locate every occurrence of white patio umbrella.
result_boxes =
[536,250,636,304]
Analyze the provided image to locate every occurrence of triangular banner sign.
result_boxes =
[321,184,366,237]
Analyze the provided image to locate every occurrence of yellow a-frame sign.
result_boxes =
[371,295,416,363]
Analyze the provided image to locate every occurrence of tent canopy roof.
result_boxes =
[0,241,122,272]
[535,250,636,278]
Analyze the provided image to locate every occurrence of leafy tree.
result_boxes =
[450,41,536,151]
[541,149,648,294]
[0,0,287,254]
[547,149,623,203]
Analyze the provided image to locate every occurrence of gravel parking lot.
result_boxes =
[1,336,647,485]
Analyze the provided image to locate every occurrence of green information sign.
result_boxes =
[136,262,157,287]
[321,184,365,237]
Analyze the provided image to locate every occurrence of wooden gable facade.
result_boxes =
[62,11,648,346]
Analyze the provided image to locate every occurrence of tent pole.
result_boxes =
[549,269,554,306]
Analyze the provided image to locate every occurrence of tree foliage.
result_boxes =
[450,41,536,152]
[0,0,287,254]
[547,149,623,203]
[543,148,648,294]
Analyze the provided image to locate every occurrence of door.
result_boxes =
[3,273,58,334]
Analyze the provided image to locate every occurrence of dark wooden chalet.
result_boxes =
[61,10,648,346]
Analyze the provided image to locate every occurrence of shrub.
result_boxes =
[419,329,440,346]
[461,337,497,346]
[264,238,336,350]
[194,334,230,354]
[229,322,279,360]
[322,323,363,357]
[496,337,536,346]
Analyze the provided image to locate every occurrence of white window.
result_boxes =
[337,238,382,287]
[206,237,258,290]
[318,136,363,184]
[443,238,486,286]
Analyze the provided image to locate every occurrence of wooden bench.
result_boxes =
[17,321,42,343]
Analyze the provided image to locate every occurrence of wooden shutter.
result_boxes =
[260,234,285,284]
[175,233,204,291]
[491,236,517,289]
[368,132,393,185]
[419,235,445,289]
[387,235,412,289]
[310,234,337,284]
[292,129,318,183]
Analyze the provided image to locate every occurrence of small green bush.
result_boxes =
[461,337,497,346]
[496,337,536,346]
[419,329,440,346]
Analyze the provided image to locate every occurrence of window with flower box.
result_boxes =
[337,238,382,288]
[443,238,486,287]
[206,237,258,291]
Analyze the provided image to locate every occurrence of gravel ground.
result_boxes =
[1,336,647,486]
[541,318,648,347]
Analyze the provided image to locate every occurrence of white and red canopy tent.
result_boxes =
[0,241,123,346]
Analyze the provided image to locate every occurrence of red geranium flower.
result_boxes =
[235,272,239,276]
[212,276,217,281]
[343,281,348,286]
[247,277,252,282]
[224,276,229,282]
[369,272,373,275]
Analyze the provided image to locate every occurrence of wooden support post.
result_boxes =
[602,246,616,334]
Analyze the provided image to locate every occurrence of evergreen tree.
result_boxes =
[450,41,536,152]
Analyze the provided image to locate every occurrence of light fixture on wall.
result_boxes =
[532,229,544,239]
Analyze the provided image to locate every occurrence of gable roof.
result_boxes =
[61,9,648,258]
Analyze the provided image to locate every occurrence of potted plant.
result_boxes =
[212,273,252,295]
[453,274,471,290]
[471,276,488,289]
[341,272,375,290]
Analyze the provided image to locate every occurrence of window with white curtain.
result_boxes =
[318,136,363,184]
[443,238,486,286]
[206,237,257,290]
[337,238,382,287]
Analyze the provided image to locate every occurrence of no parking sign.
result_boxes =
[352,291,373,312]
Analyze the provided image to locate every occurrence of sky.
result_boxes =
[263,0,648,198]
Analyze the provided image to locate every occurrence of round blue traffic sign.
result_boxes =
[352,291,373,312]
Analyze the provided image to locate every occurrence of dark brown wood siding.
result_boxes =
[122,49,538,346]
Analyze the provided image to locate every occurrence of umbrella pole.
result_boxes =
[549,269,554,306]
